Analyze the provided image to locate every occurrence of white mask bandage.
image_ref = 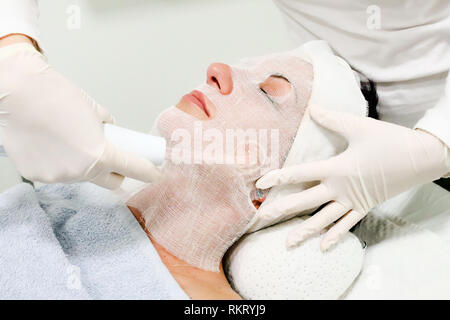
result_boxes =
[128,52,313,271]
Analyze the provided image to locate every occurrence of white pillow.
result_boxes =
[224,217,364,300]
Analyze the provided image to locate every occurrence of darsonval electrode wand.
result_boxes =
[0,124,167,166]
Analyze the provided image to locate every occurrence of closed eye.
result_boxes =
[259,74,292,97]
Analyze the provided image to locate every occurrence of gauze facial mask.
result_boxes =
[127,51,313,271]
[248,40,369,232]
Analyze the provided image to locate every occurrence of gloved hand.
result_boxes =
[256,106,449,251]
[0,43,161,189]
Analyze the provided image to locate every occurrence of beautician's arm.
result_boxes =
[0,0,40,49]
[415,71,450,173]
[0,0,40,48]
[0,34,40,50]
[0,1,161,189]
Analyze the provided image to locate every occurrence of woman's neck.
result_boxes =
[128,206,241,300]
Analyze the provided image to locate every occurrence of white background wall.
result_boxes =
[0,0,294,192]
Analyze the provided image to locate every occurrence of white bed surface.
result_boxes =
[344,183,450,299]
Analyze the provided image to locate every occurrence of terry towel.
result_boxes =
[0,183,187,300]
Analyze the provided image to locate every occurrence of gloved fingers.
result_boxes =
[82,90,115,124]
[286,201,350,248]
[256,184,333,226]
[309,105,356,139]
[94,102,115,124]
[320,210,365,252]
[90,172,124,190]
[103,142,162,183]
[0,92,9,100]
[255,160,335,189]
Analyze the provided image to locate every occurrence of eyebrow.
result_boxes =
[269,74,291,83]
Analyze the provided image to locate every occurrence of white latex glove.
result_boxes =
[0,44,161,189]
[256,106,449,251]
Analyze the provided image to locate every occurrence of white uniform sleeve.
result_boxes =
[415,71,450,177]
[415,72,450,148]
[0,0,40,43]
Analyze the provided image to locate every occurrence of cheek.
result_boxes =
[216,93,273,126]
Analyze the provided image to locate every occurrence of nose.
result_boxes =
[206,63,233,95]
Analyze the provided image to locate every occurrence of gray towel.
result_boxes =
[0,183,187,300]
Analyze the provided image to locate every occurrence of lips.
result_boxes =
[182,90,210,117]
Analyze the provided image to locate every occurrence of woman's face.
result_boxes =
[157,54,313,171]
[176,62,294,121]
[129,51,313,271]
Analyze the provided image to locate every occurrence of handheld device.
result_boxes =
[0,124,166,165]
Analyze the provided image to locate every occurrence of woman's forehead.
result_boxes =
[233,51,306,70]
[232,54,311,81]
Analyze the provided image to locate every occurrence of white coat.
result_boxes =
[274,0,450,147]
